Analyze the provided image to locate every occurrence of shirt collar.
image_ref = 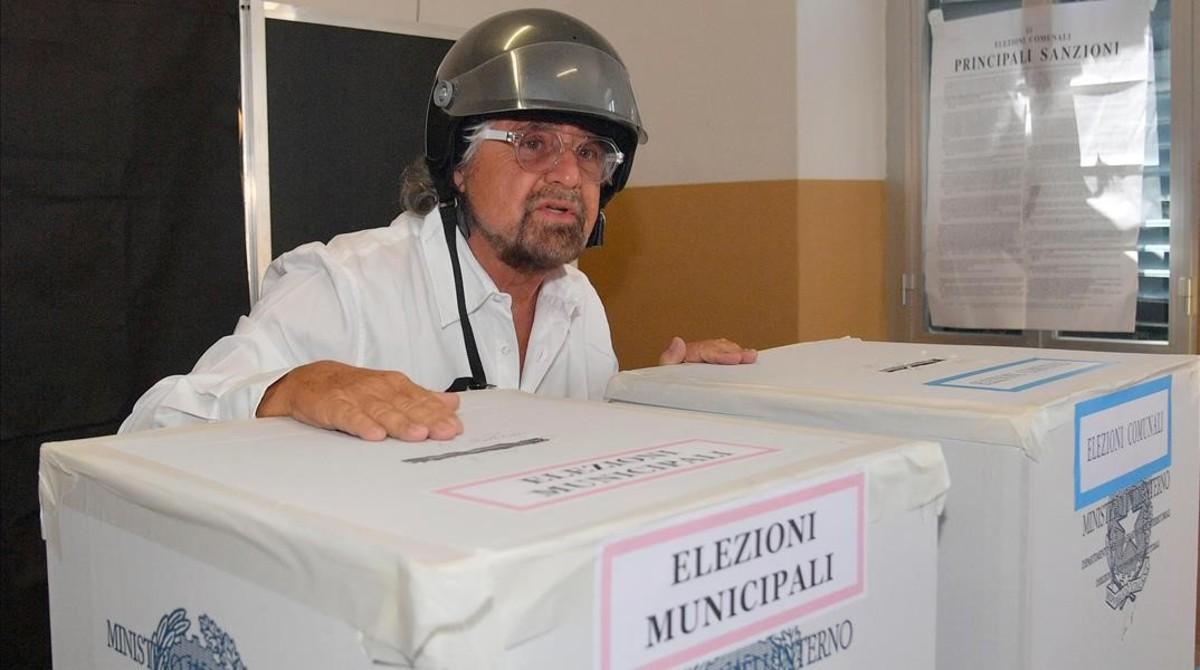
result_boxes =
[536,265,584,320]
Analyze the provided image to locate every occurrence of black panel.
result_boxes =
[265,19,452,256]
[1,2,246,666]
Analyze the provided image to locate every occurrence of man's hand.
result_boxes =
[658,336,758,366]
[256,360,463,441]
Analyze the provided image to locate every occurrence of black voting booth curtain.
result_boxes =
[1,1,246,665]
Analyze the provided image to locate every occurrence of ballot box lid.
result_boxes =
[39,390,947,664]
[606,338,1198,458]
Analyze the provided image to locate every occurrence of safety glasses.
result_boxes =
[479,126,624,184]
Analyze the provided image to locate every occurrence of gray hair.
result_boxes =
[457,120,493,167]
[399,121,494,216]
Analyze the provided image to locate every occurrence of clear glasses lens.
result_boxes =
[511,130,621,183]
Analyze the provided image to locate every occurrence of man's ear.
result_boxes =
[452,169,466,192]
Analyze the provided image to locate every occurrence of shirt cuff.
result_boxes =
[215,368,293,422]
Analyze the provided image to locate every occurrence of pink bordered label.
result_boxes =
[435,440,778,511]
[596,471,866,670]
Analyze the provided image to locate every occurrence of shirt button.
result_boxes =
[501,345,512,355]
[492,294,506,303]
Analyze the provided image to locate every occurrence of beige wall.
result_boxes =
[580,181,801,369]
[264,1,891,365]
[580,179,887,369]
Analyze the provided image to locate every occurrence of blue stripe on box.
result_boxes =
[925,358,1108,392]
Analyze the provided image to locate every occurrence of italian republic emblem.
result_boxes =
[1103,479,1152,610]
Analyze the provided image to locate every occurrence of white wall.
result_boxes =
[795,1,886,180]
[261,0,886,184]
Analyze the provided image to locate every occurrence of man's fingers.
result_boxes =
[313,396,389,441]
[362,402,419,441]
[266,361,466,442]
[391,414,461,442]
[366,394,463,442]
[655,339,757,366]
[345,414,390,441]
[701,350,744,364]
[696,340,757,365]
[658,336,687,365]
[379,376,463,439]
[427,415,464,440]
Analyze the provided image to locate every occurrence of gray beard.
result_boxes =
[461,188,587,273]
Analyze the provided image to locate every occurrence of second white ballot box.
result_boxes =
[606,338,1200,670]
[41,389,948,670]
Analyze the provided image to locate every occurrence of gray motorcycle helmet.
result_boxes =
[425,9,648,244]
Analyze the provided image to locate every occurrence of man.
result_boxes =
[121,9,755,442]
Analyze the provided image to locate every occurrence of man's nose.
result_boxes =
[543,146,582,187]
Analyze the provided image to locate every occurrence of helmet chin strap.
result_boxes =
[586,210,606,248]
[449,196,472,239]
[439,199,491,392]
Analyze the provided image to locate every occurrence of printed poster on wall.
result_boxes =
[925,0,1155,332]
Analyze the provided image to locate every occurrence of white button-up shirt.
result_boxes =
[120,209,617,432]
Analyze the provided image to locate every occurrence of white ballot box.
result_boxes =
[606,338,1200,670]
[41,390,948,670]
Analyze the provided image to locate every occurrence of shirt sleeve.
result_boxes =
[120,243,364,433]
